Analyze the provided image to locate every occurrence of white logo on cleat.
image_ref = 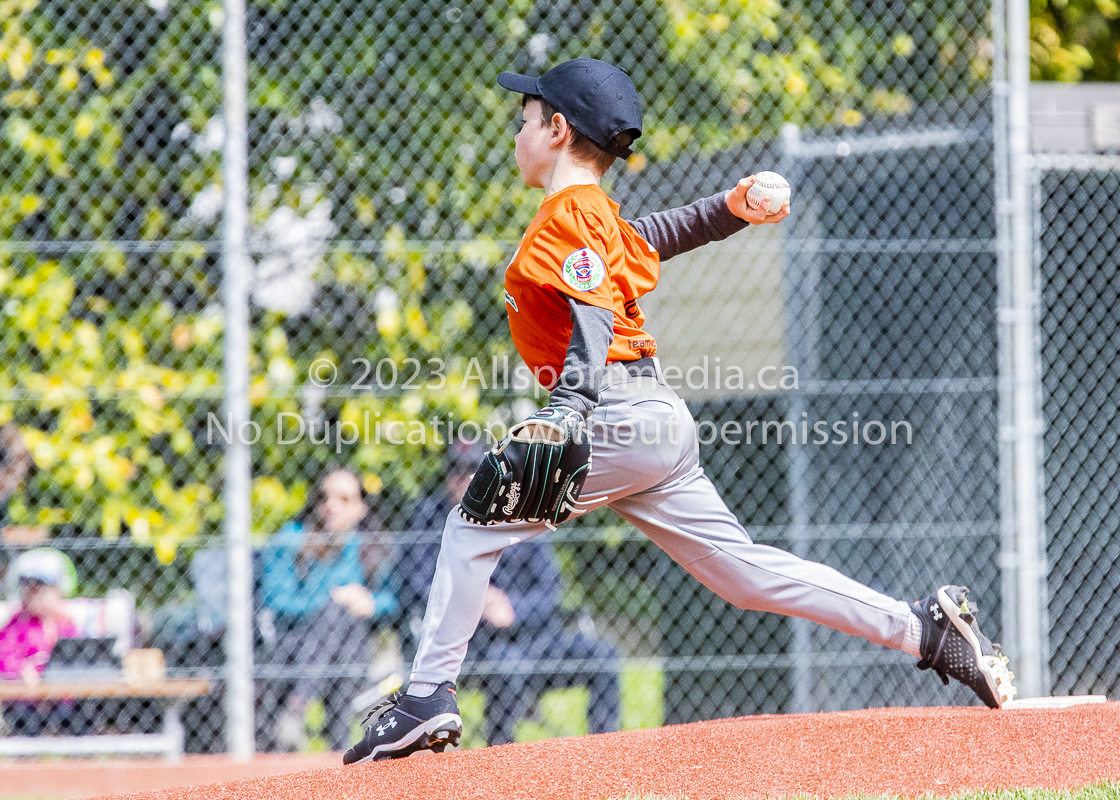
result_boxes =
[376,717,398,736]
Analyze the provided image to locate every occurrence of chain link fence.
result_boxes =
[1036,155,1120,700]
[0,0,1112,757]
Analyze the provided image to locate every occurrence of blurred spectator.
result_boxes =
[401,441,620,745]
[257,468,397,752]
[0,423,31,529]
[0,548,83,735]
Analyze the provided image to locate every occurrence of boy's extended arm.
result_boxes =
[548,297,614,418]
[625,191,748,261]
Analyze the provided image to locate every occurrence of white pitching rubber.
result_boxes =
[1002,694,1108,710]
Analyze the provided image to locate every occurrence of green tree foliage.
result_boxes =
[1031,0,1120,81]
[1,0,993,557]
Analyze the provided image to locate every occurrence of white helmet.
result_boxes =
[10,548,77,598]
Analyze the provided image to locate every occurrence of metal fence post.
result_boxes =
[781,123,814,713]
[995,0,1051,698]
[221,0,255,759]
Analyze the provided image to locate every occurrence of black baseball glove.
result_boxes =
[458,405,592,527]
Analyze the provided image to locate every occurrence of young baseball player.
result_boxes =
[344,58,1016,765]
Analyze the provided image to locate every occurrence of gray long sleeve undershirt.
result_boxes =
[549,299,615,418]
[625,191,749,261]
[548,192,749,418]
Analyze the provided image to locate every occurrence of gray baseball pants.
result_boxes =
[410,359,913,687]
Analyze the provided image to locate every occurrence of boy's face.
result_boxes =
[514,98,556,189]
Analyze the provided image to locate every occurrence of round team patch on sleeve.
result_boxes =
[561,247,606,292]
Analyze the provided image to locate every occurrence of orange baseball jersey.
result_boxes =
[504,184,659,387]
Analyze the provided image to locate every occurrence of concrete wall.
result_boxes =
[1031,83,1120,152]
[640,222,788,400]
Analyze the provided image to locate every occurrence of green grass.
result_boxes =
[293,662,665,752]
[452,661,665,748]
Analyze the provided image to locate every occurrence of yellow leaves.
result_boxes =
[266,356,296,387]
[672,13,701,45]
[627,153,647,172]
[362,473,382,496]
[37,508,67,526]
[970,56,991,82]
[59,66,79,91]
[192,314,223,345]
[45,48,73,65]
[785,73,808,96]
[4,36,32,82]
[59,405,95,435]
[4,89,38,107]
[101,500,125,539]
[18,193,40,215]
[6,120,70,177]
[72,320,100,360]
[643,126,693,161]
[74,113,96,139]
[252,476,306,536]
[170,428,193,454]
[249,376,270,405]
[117,325,145,360]
[375,305,401,338]
[354,194,377,224]
[126,508,157,544]
[405,304,428,340]
[893,34,916,58]
[104,482,212,560]
[818,65,846,93]
[21,427,58,469]
[252,476,288,509]
[87,296,109,314]
[872,89,913,116]
[91,66,113,89]
[709,14,730,33]
[154,540,177,565]
[83,49,104,70]
[100,246,126,275]
[383,224,407,263]
[1030,18,1095,81]
[136,206,164,242]
[265,326,288,356]
[842,109,864,127]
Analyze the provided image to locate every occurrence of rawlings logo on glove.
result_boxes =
[458,405,592,527]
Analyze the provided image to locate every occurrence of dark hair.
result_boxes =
[296,466,381,533]
[522,94,634,175]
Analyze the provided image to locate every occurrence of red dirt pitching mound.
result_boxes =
[94,703,1120,800]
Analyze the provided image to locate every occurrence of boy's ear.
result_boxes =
[548,112,573,147]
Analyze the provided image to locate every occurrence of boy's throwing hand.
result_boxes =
[726,175,791,225]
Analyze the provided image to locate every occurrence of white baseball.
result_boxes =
[745,171,791,215]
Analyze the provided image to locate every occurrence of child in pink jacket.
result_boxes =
[0,548,79,734]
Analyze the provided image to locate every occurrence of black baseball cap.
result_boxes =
[497,58,642,158]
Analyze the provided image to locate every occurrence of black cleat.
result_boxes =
[343,682,462,765]
[912,585,1017,709]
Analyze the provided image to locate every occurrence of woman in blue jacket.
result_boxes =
[258,468,396,752]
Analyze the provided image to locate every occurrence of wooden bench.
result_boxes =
[0,678,210,761]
